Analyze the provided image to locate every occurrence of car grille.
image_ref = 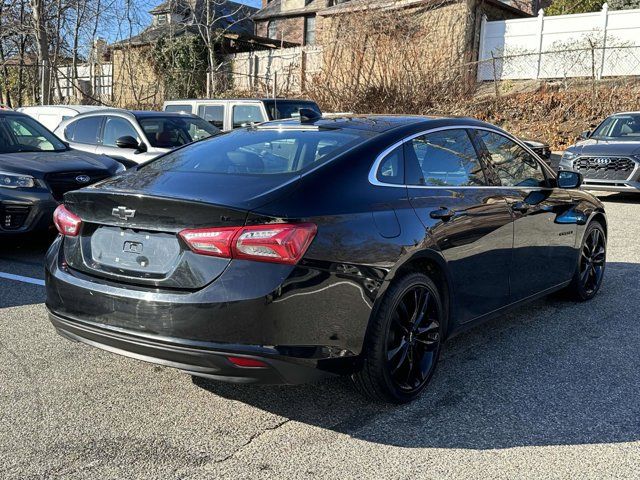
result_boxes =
[44,171,111,201]
[1,204,30,230]
[573,156,637,181]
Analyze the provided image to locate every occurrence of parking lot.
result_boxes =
[1,192,639,479]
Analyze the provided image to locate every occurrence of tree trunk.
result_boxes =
[30,0,51,104]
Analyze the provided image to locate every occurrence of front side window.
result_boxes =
[197,105,224,129]
[476,130,546,187]
[102,117,140,147]
[232,105,264,128]
[139,116,218,148]
[376,145,403,185]
[70,116,102,144]
[405,129,485,187]
[142,128,368,175]
[0,115,67,153]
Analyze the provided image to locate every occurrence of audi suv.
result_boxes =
[559,112,640,192]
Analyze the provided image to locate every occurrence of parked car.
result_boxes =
[521,138,551,165]
[54,109,220,167]
[17,105,108,131]
[559,112,640,192]
[0,110,123,235]
[46,114,606,403]
[163,98,322,131]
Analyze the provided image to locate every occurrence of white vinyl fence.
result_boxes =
[226,46,323,94]
[54,63,112,101]
[478,4,640,81]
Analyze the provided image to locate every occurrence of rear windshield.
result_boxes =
[263,101,322,121]
[141,127,367,175]
[139,116,219,148]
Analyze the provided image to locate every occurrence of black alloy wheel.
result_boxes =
[387,285,441,392]
[579,225,606,296]
[354,273,444,403]
[566,221,606,301]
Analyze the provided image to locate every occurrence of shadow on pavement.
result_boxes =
[194,260,640,450]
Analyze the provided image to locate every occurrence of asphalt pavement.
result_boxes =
[1,193,639,479]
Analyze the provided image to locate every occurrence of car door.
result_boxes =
[62,116,102,154]
[472,128,577,302]
[95,115,146,165]
[405,128,515,324]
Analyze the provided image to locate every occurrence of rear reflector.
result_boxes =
[227,356,269,368]
[179,223,317,265]
[53,205,82,236]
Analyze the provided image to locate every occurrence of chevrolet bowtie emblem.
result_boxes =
[112,206,136,221]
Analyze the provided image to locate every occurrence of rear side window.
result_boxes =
[232,105,264,128]
[476,130,546,187]
[142,128,368,175]
[197,105,224,129]
[102,117,140,147]
[164,104,192,114]
[405,129,485,187]
[376,145,404,185]
[69,117,102,144]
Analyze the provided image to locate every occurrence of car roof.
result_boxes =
[68,109,199,120]
[18,105,108,114]
[164,98,317,103]
[262,115,493,134]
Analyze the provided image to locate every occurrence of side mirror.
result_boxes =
[579,130,591,140]
[115,135,141,150]
[557,170,583,189]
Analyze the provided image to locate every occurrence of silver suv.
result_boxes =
[55,109,219,167]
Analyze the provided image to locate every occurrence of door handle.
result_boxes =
[510,201,530,213]
[430,207,455,221]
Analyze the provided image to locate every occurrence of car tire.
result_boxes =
[353,272,444,404]
[565,220,606,301]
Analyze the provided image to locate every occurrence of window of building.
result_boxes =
[304,16,316,45]
[156,14,168,26]
[268,20,278,39]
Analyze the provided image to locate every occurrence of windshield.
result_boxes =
[0,115,67,153]
[141,127,368,175]
[139,116,219,148]
[591,114,640,140]
[263,101,322,121]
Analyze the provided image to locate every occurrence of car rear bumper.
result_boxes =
[45,236,374,383]
[49,310,340,384]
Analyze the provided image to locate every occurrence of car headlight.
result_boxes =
[0,171,36,189]
[115,162,127,174]
[561,151,579,162]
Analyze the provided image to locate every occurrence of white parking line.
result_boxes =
[0,272,45,286]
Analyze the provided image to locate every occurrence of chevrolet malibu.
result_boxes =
[45,115,607,403]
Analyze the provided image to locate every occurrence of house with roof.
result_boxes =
[109,0,292,107]
[252,0,554,47]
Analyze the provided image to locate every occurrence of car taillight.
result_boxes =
[53,205,82,236]
[179,223,317,265]
[178,227,239,257]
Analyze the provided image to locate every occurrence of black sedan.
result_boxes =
[559,112,640,192]
[45,115,607,403]
[0,110,123,235]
